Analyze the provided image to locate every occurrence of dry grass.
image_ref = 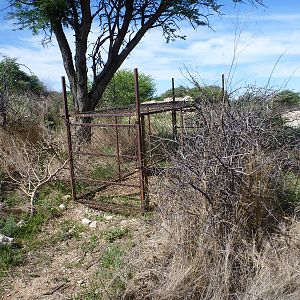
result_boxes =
[123,217,300,300]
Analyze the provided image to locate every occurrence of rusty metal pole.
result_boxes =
[62,76,76,201]
[128,107,132,137]
[221,74,225,104]
[115,116,122,181]
[180,108,184,148]
[141,113,148,192]
[134,68,148,212]
[147,107,151,154]
[171,78,177,141]
[147,107,151,136]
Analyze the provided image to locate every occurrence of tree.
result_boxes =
[196,85,228,103]
[7,0,263,114]
[101,69,156,107]
[160,84,228,103]
[274,90,300,110]
[4,134,68,215]
[0,57,45,127]
[0,57,44,94]
[160,85,195,99]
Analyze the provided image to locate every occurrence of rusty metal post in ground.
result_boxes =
[134,68,149,212]
[179,108,184,149]
[147,107,151,157]
[62,76,76,201]
[147,107,151,135]
[115,116,122,181]
[221,74,225,104]
[171,78,178,141]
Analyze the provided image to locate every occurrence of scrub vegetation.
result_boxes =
[0,54,300,299]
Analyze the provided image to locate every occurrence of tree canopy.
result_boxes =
[0,56,46,128]
[7,0,263,112]
[274,90,300,109]
[160,85,195,99]
[101,69,156,107]
[0,57,44,94]
[160,84,227,103]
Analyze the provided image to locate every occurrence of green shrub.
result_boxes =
[0,245,23,277]
[274,90,300,110]
[91,163,116,180]
[279,172,300,211]
[103,227,130,243]
[1,216,18,237]
[101,245,124,269]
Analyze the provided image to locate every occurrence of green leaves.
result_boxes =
[101,69,156,107]
[274,90,300,108]
[0,57,44,94]
[8,0,71,34]
[7,0,263,111]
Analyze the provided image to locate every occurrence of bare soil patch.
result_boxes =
[0,201,146,300]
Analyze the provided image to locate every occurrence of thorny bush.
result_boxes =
[123,88,300,300]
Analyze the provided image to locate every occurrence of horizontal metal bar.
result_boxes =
[73,170,140,200]
[141,106,193,116]
[70,122,136,128]
[69,112,135,118]
[141,100,192,109]
[75,177,140,188]
[74,150,137,160]
[75,198,141,216]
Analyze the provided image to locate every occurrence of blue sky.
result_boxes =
[0,1,300,96]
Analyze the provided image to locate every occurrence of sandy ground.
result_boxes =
[0,202,144,300]
[283,110,300,128]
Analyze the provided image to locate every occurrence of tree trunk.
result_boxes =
[75,94,94,144]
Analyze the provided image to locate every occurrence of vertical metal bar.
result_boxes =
[141,113,149,205]
[62,76,76,201]
[128,107,132,136]
[171,78,177,141]
[221,73,225,104]
[147,107,151,136]
[115,116,122,181]
[134,68,148,212]
[180,108,184,148]
[147,107,151,157]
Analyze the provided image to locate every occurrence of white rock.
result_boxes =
[58,204,66,211]
[61,194,72,201]
[104,215,113,221]
[89,221,97,229]
[17,220,26,227]
[120,218,138,226]
[0,234,13,245]
[81,218,92,225]
[129,218,139,226]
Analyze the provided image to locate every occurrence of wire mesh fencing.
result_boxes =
[62,72,195,214]
[71,114,138,185]
[140,101,194,172]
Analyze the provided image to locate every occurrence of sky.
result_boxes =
[0,1,299,96]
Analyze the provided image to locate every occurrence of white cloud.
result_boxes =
[123,28,300,85]
[225,13,300,22]
[0,44,65,86]
[0,14,300,93]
